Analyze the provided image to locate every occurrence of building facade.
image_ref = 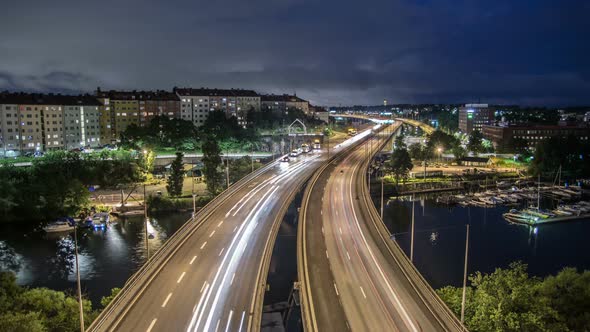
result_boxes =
[0,93,102,155]
[261,94,310,115]
[482,124,590,148]
[138,91,180,127]
[458,104,494,134]
[174,88,260,127]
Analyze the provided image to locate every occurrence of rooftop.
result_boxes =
[173,87,259,97]
[0,92,102,106]
[96,88,180,101]
[261,94,307,103]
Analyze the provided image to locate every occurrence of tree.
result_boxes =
[229,156,253,184]
[467,130,485,155]
[100,287,121,308]
[166,152,184,197]
[387,148,413,184]
[437,263,571,332]
[0,272,96,332]
[202,137,224,195]
[451,145,467,162]
[408,143,425,161]
[394,135,406,150]
[141,150,156,174]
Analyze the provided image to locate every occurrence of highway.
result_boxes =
[89,127,373,332]
[299,123,465,331]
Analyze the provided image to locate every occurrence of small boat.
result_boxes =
[552,209,573,216]
[86,212,110,230]
[43,218,75,233]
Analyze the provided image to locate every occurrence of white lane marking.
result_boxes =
[360,286,367,299]
[326,250,329,259]
[219,247,225,256]
[161,292,173,307]
[320,210,323,215]
[233,226,237,233]
[217,221,223,227]
[196,185,281,331]
[230,273,235,285]
[177,272,186,283]
[238,311,246,332]
[209,230,216,238]
[339,227,343,235]
[190,255,197,265]
[224,310,234,332]
[321,226,324,234]
[333,283,339,296]
[215,319,220,332]
[346,251,351,260]
[146,318,157,332]
[225,211,231,217]
[200,241,207,249]
[200,281,207,293]
[193,283,209,314]
[347,162,420,332]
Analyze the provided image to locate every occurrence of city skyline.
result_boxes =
[1,0,588,107]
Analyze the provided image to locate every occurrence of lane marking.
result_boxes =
[209,230,216,238]
[326,250,329,259]
[161,292,172,307]
[230,273,235,285]
[333,283,339,296]
[200,241,207,249]
[200,281,207,293]
[217,221,224,227]
[224,310,234,332]
[360,286,367,299]
[238,311,246,332]
[177,271,186,283]
[346,251,351,260]
[339,227,343,235]
[215,319,220,332]
[233,226,238,233]
[193,283,209,314]
[189,255,197,265]
[219,247,225,256]
[146,318,157,332]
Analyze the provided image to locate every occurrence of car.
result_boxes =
[280,156,290,162]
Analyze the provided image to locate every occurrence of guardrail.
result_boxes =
[88,156,283,331]
[358,127,467,331]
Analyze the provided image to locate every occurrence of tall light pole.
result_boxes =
[410,194,415,262]
[461,224,470,323]
[73,225,85,332]
[144,183,149,260]
[380,172,385,220]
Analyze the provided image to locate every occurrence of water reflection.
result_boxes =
[380,195,590,289]
[0,212,190,305]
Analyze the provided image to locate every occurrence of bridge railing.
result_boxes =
[358,127,467,331]
[88,155,284,331]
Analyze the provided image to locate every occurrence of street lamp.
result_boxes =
[73,224,85,332]
[437,147,442,163]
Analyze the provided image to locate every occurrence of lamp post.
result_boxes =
[437,147,442,164]
[144,183,149,260]
[461,224,470,323]
[73,225,85,332]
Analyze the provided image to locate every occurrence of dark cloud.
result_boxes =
[0,0,588,106]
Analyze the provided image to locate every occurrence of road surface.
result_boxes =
[90,126,374,332]
[300,123,465,331]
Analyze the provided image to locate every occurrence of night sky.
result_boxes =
[1,0,588,106]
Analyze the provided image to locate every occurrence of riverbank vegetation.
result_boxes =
[0,150,142,224]
[438,262,590,332]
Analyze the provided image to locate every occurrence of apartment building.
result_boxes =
[139,90,180,127]
[0,93,102,155]
[458,104,495,134]
[60,95,102,150]
[482,123,590,148]
[174,88,259,127]
[96,89,140,140]
[261,94,309,115]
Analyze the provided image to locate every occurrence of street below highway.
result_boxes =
[300,123,464,331]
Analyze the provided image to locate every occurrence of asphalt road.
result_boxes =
[93,127,374,332]
[303,125,456,331]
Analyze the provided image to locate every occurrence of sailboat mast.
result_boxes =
[537,172,541,211]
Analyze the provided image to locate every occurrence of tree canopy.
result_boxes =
[166,152,184,197]
[437,262,590,332]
